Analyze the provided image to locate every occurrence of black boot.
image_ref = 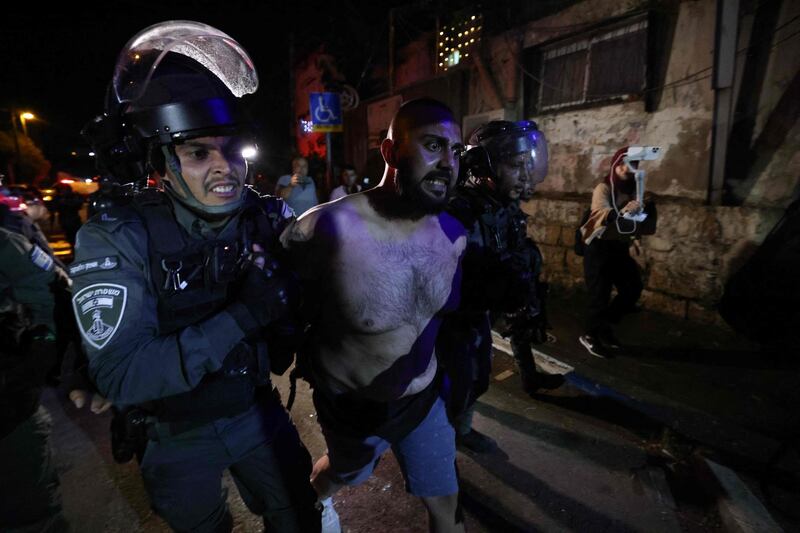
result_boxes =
[521,370,565,396]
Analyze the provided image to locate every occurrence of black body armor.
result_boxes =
[131,188,290,424]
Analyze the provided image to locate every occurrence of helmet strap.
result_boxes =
[161,145,193,199]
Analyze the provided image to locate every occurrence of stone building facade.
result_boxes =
[336,0,799,325]
[512,0,798,325]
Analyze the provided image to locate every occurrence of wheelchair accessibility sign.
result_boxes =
[310,92,343,132]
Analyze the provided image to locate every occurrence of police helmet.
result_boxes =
[83,20,258,217]
[461,120,548,197]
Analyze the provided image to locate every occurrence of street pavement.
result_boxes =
[45,346,684,532]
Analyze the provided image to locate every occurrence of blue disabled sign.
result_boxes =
[310,92,343,132]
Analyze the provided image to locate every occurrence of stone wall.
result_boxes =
[523,194,784,325]
[476,0,797,321]
[523,0,716,201]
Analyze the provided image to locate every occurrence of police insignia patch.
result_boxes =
[72,283,128,349]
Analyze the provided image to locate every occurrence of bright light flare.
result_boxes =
[241,146,258,159]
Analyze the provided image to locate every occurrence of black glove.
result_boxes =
[110,407,149,464]
[58,341,92,395]
[228,264,290,337]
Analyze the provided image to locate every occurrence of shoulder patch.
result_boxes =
[72,283,128,349]
[30,245,54,271]
[69,256,120,277]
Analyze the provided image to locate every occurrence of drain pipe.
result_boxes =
[707,0,740,205]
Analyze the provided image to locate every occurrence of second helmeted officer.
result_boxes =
[75,21,320,532]
[441,120,563,453]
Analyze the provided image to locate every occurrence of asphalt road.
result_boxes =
[44,350,685,532]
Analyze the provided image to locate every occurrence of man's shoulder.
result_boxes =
[310,190,363,215]
[83,204,143,234]
[77,205,147,261]
[282,192,360,245]
[296,195,341,226]
[244,186,295,219]
[437,210,468,238]
[276,174,292,185]
[438,207,461,222]
[72,205,151,284]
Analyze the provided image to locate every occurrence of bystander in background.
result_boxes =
[329,164,361,201]
[275,156,318,216]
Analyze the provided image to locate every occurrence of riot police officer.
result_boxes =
[441,120,563,452]
[76,21,320,532]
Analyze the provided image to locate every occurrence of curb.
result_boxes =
[700,458,784,533]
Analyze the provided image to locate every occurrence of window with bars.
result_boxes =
[532,15,648,112]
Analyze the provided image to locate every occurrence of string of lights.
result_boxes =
[437,13,484,71]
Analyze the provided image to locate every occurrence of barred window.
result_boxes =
[535,16,648,112]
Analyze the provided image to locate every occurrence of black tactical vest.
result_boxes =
[133,188,287,328]
[450,186,541,315]
[130,188,286,423]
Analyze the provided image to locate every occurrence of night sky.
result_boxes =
[1,1,403,177]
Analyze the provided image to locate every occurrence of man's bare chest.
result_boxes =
[332,228,463,332]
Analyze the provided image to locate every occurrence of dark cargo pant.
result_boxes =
[140,393,320,533]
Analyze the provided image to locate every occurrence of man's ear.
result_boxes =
[380,137,397,168]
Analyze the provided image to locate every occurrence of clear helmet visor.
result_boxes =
[112,20,258,106]
[522,129,548,185]
[497,129,549,187]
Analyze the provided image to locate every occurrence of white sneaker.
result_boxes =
[320,497,341,533]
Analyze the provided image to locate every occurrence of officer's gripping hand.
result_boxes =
[228,263,291,338]
[69,389,113,414]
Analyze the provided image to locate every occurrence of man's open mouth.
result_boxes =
[208,182,240,198]
[422,177,450,196]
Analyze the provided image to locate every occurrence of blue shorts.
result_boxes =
[320,395,458,497]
